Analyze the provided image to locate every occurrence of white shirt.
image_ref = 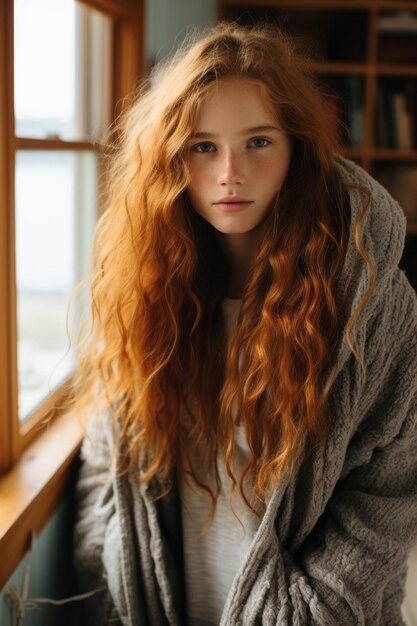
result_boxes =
[180,297,266,626]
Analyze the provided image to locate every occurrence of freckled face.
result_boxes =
[186,77,292,237]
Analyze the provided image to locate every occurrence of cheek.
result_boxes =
[188,161,205,189]
[187,168,206,209]
[256,158,289,193]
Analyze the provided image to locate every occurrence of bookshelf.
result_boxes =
[218,0,417,290]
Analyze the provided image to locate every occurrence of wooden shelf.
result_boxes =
[221,0,417,9]
[374,65,417,77]
[375,1,417,8]
[407,222,417,236]
[339,147,365,160]
[309,62,368,75]
[0,410,84,589]
[308,63,417,77]
[15,137,103,152]
[370,149,417,161]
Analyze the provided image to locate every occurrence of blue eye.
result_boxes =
[194,142,215,153]
[250,137,270,148]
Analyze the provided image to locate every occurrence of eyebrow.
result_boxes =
[190,125,282,139]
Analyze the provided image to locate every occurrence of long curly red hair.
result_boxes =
[68,22,374,534]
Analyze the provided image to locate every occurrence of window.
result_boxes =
[0,0,144,470]
[16,149,97,420]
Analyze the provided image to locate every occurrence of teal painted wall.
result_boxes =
[0,494,77,626]
[146,0,216,69]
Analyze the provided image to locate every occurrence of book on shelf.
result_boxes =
[377,11,417,34]
[378,11,417,63]
[406,80,417,149]
[376,82,389,147]
[375,80,416,149]
[394,92,412,150]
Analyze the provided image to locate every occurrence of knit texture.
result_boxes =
[72,156,417,625]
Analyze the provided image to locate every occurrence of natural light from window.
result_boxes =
[15,151,97,419]
[14,0,112,142]
[14,0,111,420]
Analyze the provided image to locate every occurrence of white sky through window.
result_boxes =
[14,0,75,124]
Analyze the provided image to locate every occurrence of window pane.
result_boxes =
[14,0,113,142]
[15,151,97,420]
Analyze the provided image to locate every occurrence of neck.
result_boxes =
[216,231,260,299]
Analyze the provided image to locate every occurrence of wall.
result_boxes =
[0,495,77,626]
[146,0,216,69]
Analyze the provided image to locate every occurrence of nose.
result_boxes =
[217,149,245,186]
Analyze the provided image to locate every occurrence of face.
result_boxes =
[186,77,292,242]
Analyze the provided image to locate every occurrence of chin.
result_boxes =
[215,227,254,235]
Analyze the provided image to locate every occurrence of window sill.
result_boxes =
[0,410,84,590]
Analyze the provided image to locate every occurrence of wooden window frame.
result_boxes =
[0,0,145,470]
[0,0,144,589]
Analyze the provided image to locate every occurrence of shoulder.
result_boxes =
[350,268,417,439]
[375,268,417,393]
[335,156,407,261]
[328,267,417,447]
[366,268,417,357]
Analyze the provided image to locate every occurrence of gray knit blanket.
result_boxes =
[73,155,417,625]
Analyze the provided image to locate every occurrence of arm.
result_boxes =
[286,405,417,625]
[72,410,122,625]
[277,273,417,625]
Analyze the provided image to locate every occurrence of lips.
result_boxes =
[213,197,254,212]
[214,196,252,204]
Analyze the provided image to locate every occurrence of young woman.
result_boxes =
[72,21,417,626]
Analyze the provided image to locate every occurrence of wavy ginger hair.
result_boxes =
[69,22,374,533]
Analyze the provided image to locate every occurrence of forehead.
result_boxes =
[195,77,278,126]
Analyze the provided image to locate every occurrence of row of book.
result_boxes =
[322,76,417,150]
[378,11,417,64]
[375,80,417,150]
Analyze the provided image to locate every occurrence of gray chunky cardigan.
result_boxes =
[73,155,417,625]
